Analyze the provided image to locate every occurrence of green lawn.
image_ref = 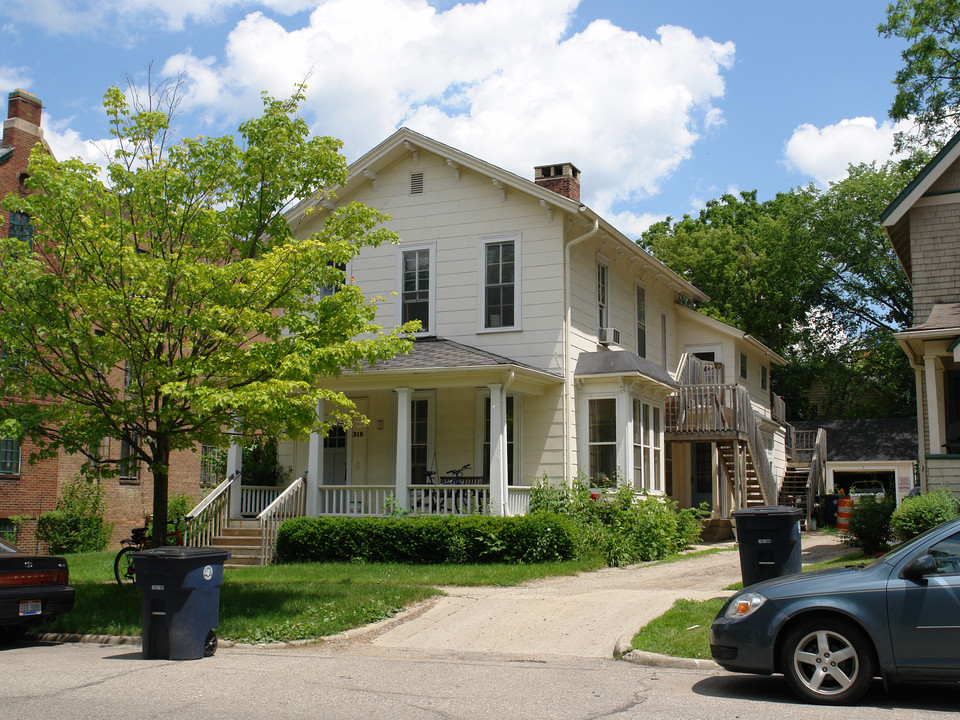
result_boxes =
[43,551,606,644]
[631,551,868,659]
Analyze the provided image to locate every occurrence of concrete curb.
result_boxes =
[619,648,720,671]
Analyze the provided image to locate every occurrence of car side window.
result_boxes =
[928,531,960,575]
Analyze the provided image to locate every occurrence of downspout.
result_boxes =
[563,213,600,485]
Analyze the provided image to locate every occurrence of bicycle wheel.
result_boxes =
[114,546,137,585]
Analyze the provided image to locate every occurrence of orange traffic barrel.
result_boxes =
[836,496,853,531]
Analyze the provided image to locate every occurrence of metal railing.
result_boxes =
[183,471,240,547]
[258,472,306,566]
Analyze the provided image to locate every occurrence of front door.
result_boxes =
[323,426,347,485]
[691,442,713,508]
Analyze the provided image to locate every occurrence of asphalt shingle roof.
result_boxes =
[792,418,917,463]
[359,337,560,377]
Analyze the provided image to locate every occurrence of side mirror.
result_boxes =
[900,553,937,582]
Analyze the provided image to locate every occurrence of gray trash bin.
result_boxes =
[131,546,230,660]
[732,506,802,587]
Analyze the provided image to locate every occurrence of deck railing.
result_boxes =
[317,485,394,516]
[409,482,490,515]
[258,473,306,565]
[804,429,828,526]
[184,471,240,547]
[507,486,531,515]
[241,485,282,516]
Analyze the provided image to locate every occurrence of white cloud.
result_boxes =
[164,0,735,216]
[783,117,914,185]
[0,66,32,94]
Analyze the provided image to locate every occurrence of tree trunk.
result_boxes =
[151,435,171,548]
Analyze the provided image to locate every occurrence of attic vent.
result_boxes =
[410,172,424,195]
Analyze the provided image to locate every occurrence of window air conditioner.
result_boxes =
[598,327,621,346]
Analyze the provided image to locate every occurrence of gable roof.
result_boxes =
[881,130,960,282]
[674,304,787,365]
[287,127,708,303]
[792,418,918,463]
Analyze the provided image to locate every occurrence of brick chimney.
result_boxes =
[534,162,581,202]
[3,89,43,148]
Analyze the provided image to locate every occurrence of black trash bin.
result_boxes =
[732,506,802,587]
[131,546,230,660]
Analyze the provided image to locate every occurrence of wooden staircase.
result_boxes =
[209,520,264,567]
[778,461,812,526]
[717,440,766,507]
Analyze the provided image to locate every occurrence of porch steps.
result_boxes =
[716,440,765,507]
[210,520,264,567]
[778,463,812,528]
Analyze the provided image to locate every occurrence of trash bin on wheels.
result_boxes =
[731,506,802,587]
[131,546,230,660]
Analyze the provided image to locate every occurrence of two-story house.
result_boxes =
[883,131,960,497]
[196,128,818,562]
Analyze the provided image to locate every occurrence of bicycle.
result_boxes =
[113,517,184,585]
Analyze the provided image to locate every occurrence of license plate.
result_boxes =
[19,600,41,617]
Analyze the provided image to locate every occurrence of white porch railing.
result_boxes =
[507,486,531,515]
[409,484,491,515]
[317,485,394,516]
[241,485,282,516]
[184,471,239,547]
[258,473,307,565]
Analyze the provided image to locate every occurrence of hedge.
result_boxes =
[275,513,577,564]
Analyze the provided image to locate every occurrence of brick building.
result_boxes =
[0,90,211,551]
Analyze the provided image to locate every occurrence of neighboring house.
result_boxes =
[196,128,824,561]
[792,418,918,502]
[0,91,212,550]
[883,133,960,498]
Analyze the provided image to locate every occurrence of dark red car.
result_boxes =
[0,537,75,642]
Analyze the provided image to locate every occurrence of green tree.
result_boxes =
[880,0,960,149]
[0,84,415,547]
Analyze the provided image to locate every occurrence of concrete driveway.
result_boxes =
[365,533,849,659]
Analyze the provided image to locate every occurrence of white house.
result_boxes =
[187,129,819,562]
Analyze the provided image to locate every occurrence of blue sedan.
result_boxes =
[710,516,960,705]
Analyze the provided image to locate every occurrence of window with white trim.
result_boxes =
[739,352,748,380]
[482,238,517,329]
[588,398,617,486]
[635,285,646,358]
[597,262,609,331]
[0,437,20,475]
[401,247,433,334]
[632,400,661,492]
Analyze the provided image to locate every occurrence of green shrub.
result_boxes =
[530,478,708,567]
[36,475,113,554]
[275,513,577,565]
[844,496,895,555]
[890,488,960,542]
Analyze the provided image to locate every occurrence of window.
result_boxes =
[483,239,516,329]
[739,352,748,380]
[588,398,617,486]
[632,400,661,491]
[119,436,140,483]
[482,394,516,485]
[200,444,224,487]
[401,247,432,333]
[661,313,668,369]
[9,212,33,250]
[635,285,646,357]
[929,531,960,575]
[320,261,346,299]
[410,397,430,484]
[597,262,609,330]
[761,364,768,391]
[0,437,20,475]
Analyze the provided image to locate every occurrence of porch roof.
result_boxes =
[573,350,679,390]
[332,337,562,393]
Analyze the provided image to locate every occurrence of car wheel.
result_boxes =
[780,618,874,705]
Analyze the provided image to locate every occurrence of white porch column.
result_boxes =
[306,400,324,516]
[488,383,507,516]
[617,383,631,488]
[395,387,412,511]
[227,438,243,519]
[924,354,945,455]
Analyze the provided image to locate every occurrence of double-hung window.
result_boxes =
[9,212,33,250]
[632,400,662,492]
[0,437,20,475]
[401,247,433,334]
[588,398,617,486]
[482,236,517,330]
[119,436,140,483]
[597,262,609,331]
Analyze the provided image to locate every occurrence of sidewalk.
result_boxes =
[366,532,849,661]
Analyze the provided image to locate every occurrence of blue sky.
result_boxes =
[0,0,909,235]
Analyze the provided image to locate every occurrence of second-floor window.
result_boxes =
[9,212,33,250]
[401,248,432,333]
[119,436,141,483]
[483,238,516,329]
[635,285,646,358]
[761,364,768,390]
[0,437,20,475]
[740,352,748,380]
[597,262,609,330]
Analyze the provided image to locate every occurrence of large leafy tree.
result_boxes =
[642,160,919,420]
[880,0,960,149]
[0,84,414,546]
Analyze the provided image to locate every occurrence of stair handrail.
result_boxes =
[734,385,776,506]
[257,471,307,566]
[805,428,828,526]
[184,471,241,547]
